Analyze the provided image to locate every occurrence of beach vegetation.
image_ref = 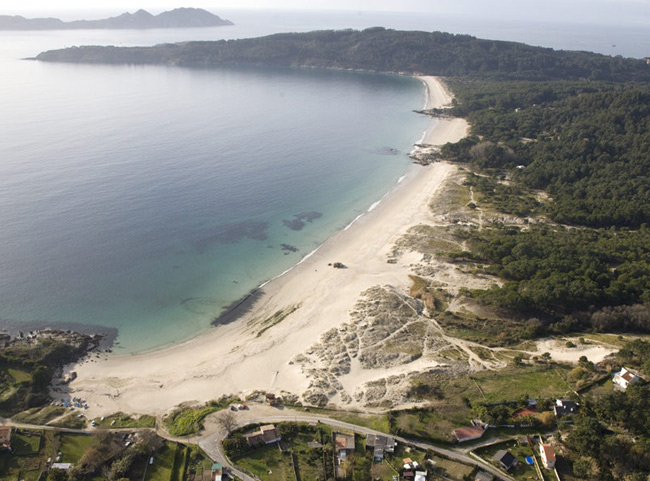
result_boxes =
[163,404,219,437]
[12,405,67,425]
[252,304,301,338]
[50,413,88,430]
[91,412,156,429]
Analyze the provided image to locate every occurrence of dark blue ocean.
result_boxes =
[0,8,647,352]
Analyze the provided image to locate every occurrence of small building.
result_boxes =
[553,399,579,417]
[211,463,223,481]
[492,450,518,471]
[453,425,486,443]
[51,463,73,471]
[475,471,494,481]
[414,471,427,481]
[0,426,11,450]
[539,443,556,469]
[245,424,281,447]
[613,367,642,390]
[365,434,396,461]
[334,433,355,460]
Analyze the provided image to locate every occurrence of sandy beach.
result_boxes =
[54,76,470,417]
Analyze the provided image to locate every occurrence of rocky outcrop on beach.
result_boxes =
[0,329,104,416]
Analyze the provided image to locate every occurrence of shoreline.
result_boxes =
[52,76,470,417]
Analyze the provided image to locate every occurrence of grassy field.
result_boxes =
[59,433,98,463]
[289,431,328,481]
[0,454,42,481]
[392,362,572,444]
[11,430,42,455]
[473,363,573,402]
[145,442,177,481]
[7,368,32,383]
[234,444,294,481]
[435,457,475,480]
[0,430,45,481]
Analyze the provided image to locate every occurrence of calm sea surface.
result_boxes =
[1,9,647,352]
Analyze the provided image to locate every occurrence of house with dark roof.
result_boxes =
[539,443,556,469]
[492,450,518,471]
[365,433,396,461]
[553,399,579,417]
[613,367,643,390]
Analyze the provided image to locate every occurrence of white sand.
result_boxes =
[529,337,617,364]
[53,77,469,417]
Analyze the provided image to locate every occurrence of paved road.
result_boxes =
[192,406,516,481]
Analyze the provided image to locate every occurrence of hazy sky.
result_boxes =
[4,0,650,26]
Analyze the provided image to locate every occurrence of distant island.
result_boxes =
[34,28,650,82]
[0,7,233,30]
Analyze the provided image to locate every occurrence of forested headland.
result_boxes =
[35,28,650,82]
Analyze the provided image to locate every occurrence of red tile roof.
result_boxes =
[454,425,485,441]
[513,407,538,418]
[541,443,556,461]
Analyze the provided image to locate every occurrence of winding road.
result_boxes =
[189,405,515,481]
[3,404,515,481]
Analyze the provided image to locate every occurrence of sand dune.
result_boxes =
[52,77,469,417]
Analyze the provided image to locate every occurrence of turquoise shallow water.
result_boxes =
[0,49,429,352]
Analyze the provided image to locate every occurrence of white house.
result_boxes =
[613,367,642,390]
[539,443,556,469]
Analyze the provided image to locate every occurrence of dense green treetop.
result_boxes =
[443,81,650,228]
[35,28,650,82]
[440,79,650,330]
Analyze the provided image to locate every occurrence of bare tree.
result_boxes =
[216,410,237,434]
